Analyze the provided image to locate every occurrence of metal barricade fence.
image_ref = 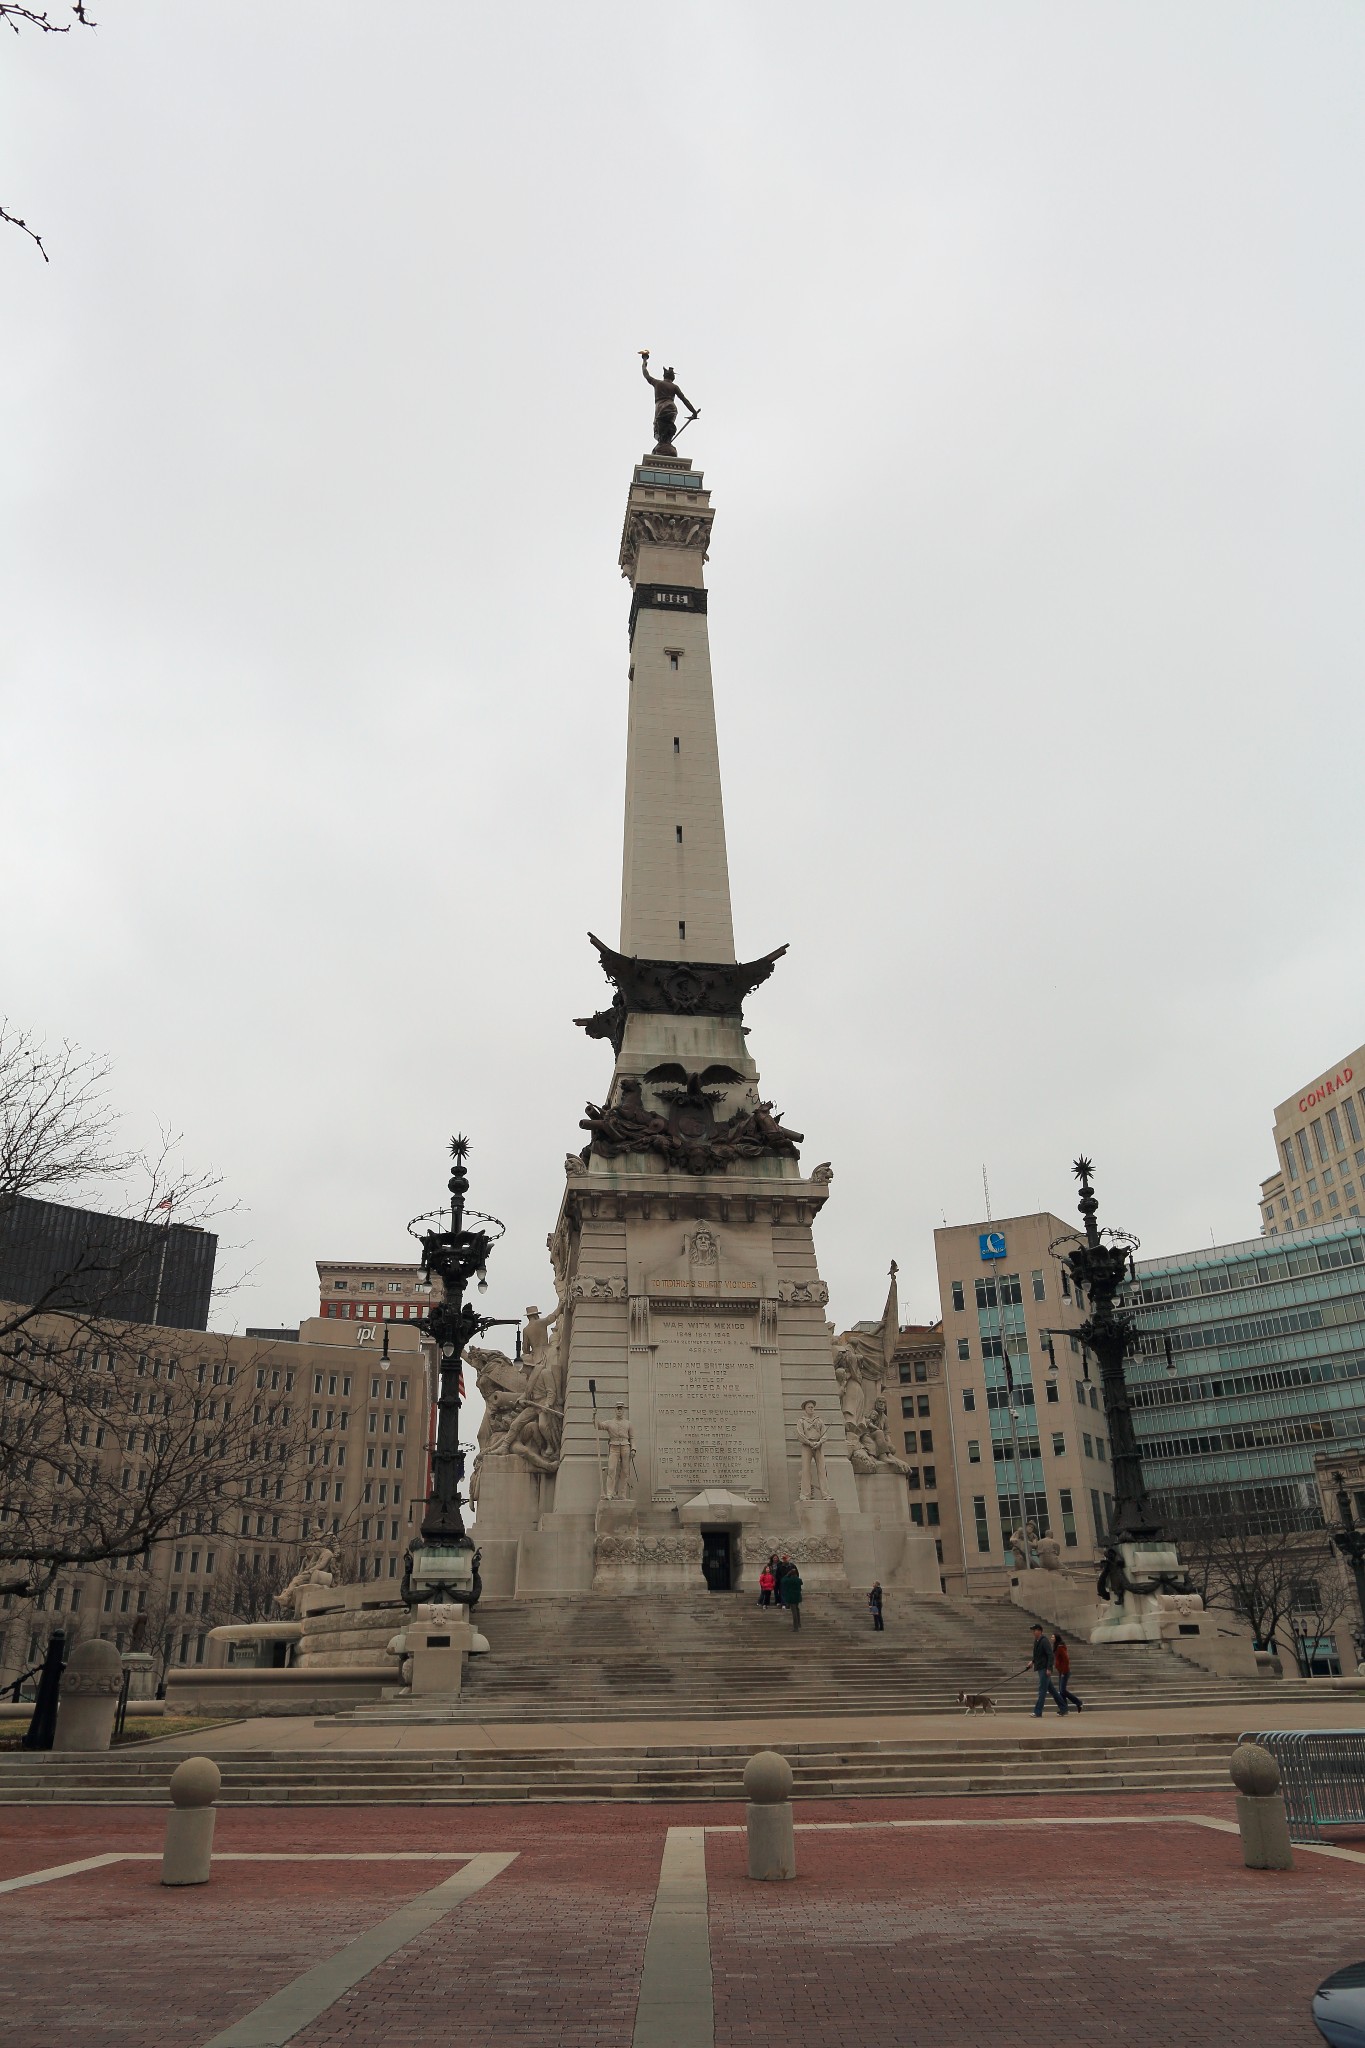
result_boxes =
[1242,1730,1365,1844]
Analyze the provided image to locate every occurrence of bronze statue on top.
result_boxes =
[640,351,698,455]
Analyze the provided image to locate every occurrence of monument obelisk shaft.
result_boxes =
[618,456,734,963]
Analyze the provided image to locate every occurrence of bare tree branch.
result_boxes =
[2,1,97,258]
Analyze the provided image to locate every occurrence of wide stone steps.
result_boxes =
[0,1733,1238,1804]
[427,1589,1284,1723]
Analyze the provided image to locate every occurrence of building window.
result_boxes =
[905,1467,920,1489]
[1031,1271,1046,1302]
[917,1395,930,1417]
[1312,1119,1329,1164]
[1313,1202,1324,1219]
[963,1389,976,1412]
[1045,1381,1059,1404]
[951,1282,965,1312]
[1345,1098,1362,1145]
[968,1439,981,1462]
[901,1399,915,1421]
[1083,1433,1093,1458]
[920,1430,933,1453]
[1090,1488,1105,1540]
[957,1338,970,1361]
[1298,1130,1315,1177]
[360,1281,375,1292]
[903,1431,916,1454]
[1329,1108,1346,1152]
[923,1465,936,1488]
[973,1497,991,1553]
[909,1503,924,1525]
[1096,1437,1106,1461]
[1051,1432,1065,1454]
[1059,1488,1077,1548]
[914,1361,928,1383]
[926,1502,940,1527]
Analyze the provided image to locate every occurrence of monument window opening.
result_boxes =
[673,736,680,753]
[675,825,683,843]
[668,651,681,669]
[678,920,686,940]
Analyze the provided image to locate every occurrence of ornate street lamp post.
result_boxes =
[1054,1157,1193,1602]
[1328,1471,1365,1667]
[403,1136,508,1611]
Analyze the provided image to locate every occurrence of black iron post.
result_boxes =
[402,1135,505,1610]
[20,1630,66,1751]
[1061,1157,1163,1546]
[1328,1471,1365,1665]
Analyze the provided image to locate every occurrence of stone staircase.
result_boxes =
[0,1730,1241,1805]
[396,1588,1293,1723]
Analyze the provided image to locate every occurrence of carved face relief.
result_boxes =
[690,1228,718,1261]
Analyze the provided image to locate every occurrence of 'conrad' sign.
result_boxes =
[1300,1067,1354,1113]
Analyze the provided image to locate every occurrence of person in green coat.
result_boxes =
[780,1560,803,1630]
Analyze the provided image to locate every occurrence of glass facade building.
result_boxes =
[1125,1218,1365,1531]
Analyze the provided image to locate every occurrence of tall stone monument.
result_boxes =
[472,371,939,1602]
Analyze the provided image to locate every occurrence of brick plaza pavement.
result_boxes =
[2,1793,1361,2045]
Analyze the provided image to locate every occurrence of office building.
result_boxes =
[1259,1044,1365,1237]
[0,1196,217,1330]
[0,1301,431,1691]
[935,1213,1098,1596]
[316,1260,431,1322]
[1125,1217,1365,1531]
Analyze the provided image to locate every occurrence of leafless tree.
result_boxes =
[1170,1508,1352,1673]
[1,1021,231,1350]
[0,1021,285,1599]
[1,1318,307,1600]
[1,4,97,261]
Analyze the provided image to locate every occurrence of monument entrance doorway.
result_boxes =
[700,1528,735,1593]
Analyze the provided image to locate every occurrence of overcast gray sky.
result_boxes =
[4,3,1363,1347]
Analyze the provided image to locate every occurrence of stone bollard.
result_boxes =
[744,1749,796,1881]
[161,1757,221,1887]
[53,1639,124,1752]
[1229,1742,1294,1870]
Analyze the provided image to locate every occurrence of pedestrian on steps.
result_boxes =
[1030,1623,1066,1717]
[868,1582,885,1631]
[758,1563,776,1608]
[781,1562,804,1630]
[1053,1632,1083,1713]
[771,1553,791,1607]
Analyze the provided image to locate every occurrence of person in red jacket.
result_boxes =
[758,1563,776,1609]
[1053,1632,1084,1713]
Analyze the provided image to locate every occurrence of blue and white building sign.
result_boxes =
[979,1231,1007,1261]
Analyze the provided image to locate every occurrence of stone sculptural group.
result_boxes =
[581,1072,803,1176]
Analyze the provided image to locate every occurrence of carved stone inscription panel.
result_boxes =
[652,1311,765,1493]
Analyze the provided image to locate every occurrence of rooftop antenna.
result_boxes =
[982,1164,993,1224]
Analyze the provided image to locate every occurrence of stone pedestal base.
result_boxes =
[843,1471,942,1594]
[53,1693,118,1752]
[1236,1792,1295,1870]
[407,1615,476,1698]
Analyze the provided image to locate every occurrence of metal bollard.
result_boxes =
[744,1749,796,1881]
[1229,1741,1294,1871]
[161,1756,221,1887]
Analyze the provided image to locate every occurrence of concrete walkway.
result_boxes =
[145,1694,1365,1753]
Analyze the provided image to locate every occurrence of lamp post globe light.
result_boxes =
[403,1136,510,1611]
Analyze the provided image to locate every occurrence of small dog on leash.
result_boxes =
[957,1690,997,1714]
